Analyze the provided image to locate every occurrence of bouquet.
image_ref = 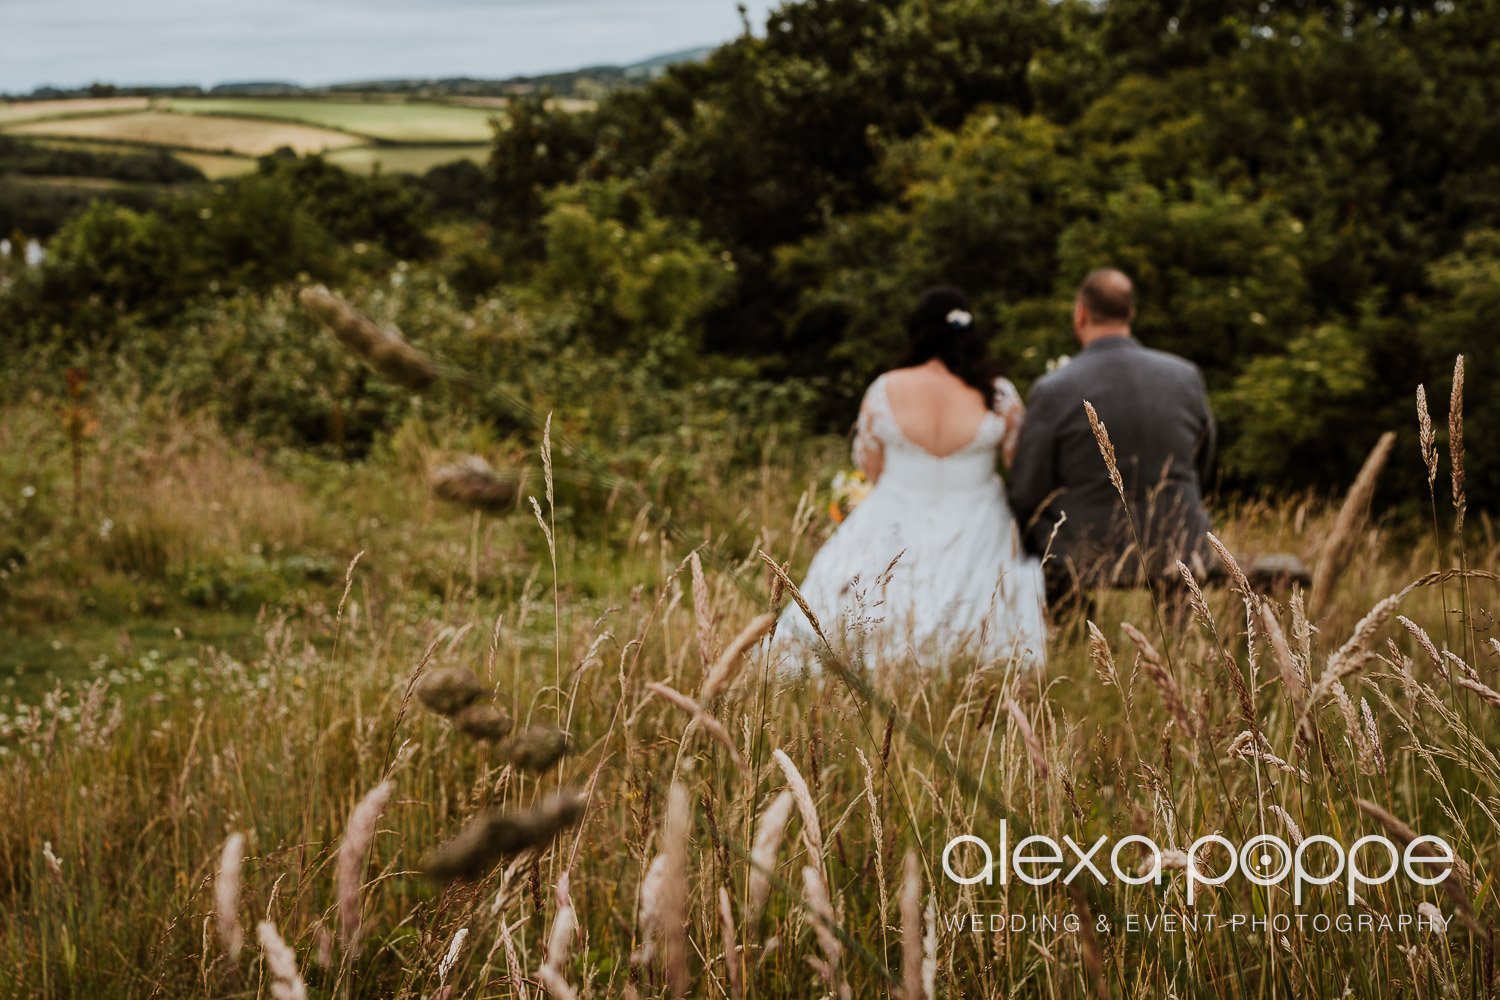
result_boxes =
[828,468,871,524]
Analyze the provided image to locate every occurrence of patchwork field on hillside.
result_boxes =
[0,96,502,178]
[166,97,501,142]
[8,109,365,156]
[0,96,149,126]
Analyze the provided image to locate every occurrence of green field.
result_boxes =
[324,143,488,174]
[0,96,499,179]
[8,109,363,156]
[166,97,502,143]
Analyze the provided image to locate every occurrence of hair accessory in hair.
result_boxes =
[945,309,973,329]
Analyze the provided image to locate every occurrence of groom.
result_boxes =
[1008,269,1216,608]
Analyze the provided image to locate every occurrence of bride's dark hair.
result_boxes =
[900,286,1000,408]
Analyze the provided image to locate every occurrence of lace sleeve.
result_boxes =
[993,377,1026,468]
[852,379,885,477]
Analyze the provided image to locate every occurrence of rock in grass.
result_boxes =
[453,703,514,741]
[423,790,587,882]
[431,456,520,511]
[415,667,485,717]
[503,725,573,771]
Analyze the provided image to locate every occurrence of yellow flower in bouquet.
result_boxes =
[828,468,871,524]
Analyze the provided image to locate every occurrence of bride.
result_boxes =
[773,287,1047,674]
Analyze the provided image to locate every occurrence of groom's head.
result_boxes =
[1073,268,1136,346]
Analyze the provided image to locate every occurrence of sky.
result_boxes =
[0,0,782,93]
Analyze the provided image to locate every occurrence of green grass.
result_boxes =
[6,109,363,157]
[1,604,261,705]
[166,97,503,143]
[324,143,488,174]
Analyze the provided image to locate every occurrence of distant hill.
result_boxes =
[620,46,716,78]
[9,46,717,102]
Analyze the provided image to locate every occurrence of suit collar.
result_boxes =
[1082,334,1139,354]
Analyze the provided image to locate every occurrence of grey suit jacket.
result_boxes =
[1008,336,1215,585]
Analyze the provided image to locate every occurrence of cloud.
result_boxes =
[0,0,778,92]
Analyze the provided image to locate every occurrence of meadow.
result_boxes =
[1,286,1493,998]
[8,111,365,157]
[165,98,500,143]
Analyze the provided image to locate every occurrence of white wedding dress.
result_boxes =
[772,373,1047,675]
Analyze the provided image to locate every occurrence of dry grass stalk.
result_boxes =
[772,748,824,859]
[1356,799,1487,942]
[747,791,795,927]
[438,927,468,985]
[1397,615,1449,681]
[537,871,580,1000]
[1083,402,1125,502]
[1219,645,1258,733]
[1177,560,1217,635]
[1310,431,1396,614]
[1070,887,1109,1000]
[1005,699,1050,780]
[1206,532,1264,662]
[423,790,587,882]
[759,551,830,648]
[1308,577,1438,713]
[699,613,776,703]
[646,682,746,771]
[800,865,850,1000]
[717,886,743,1000]
[215,832,246,962]
[431,456,520,511]
[1456,675,1500,708]
[1121,623,1191,736]
[1359,698,1387,774]
[769,556,788,614]
[299,284,437,390]
[690,551,715,668]
[498,919,530,1000]
[1085,621,1118,687]
[899,850,925,1000]
[1228,730,1307,781]
[660,780,692,998]
[1261,600,1305,709]
[338,779,394,951]
[528,496,556,564]
[634,783,692,995]
[502,726,573,771]
[1443,650,1477,682]
[1355,797,1417,842]
[1207,532,1254,600]
[921,896,937,1000]
[414,666,484,717]
[857,749,887,920]
[541,412,555,512]
[634,854,668,966]
[1450,355,1466,530]
[256,921,308,1000]
[1416,385,1439,490]
[1329,681,1363,757]
[453,703,514,741]
[1268,805,1304,846]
